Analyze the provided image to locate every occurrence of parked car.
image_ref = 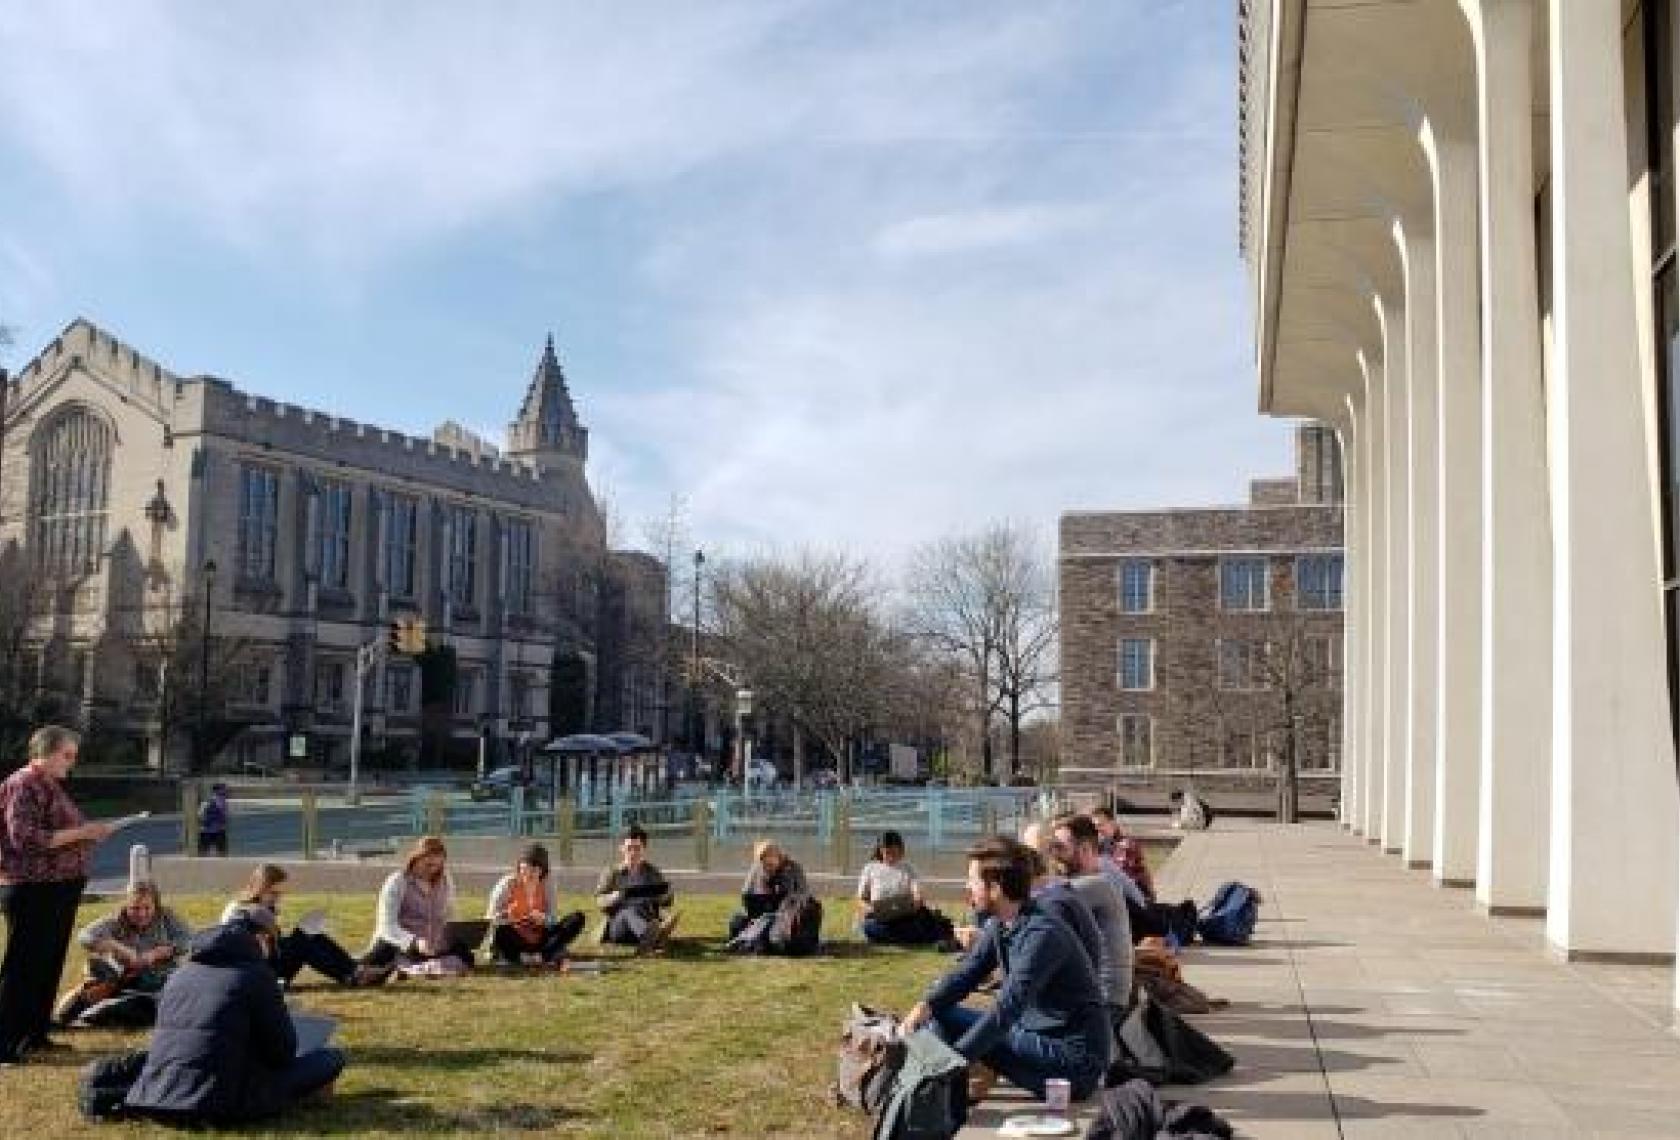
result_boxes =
[744,758,780,790]
[470,765,524,801]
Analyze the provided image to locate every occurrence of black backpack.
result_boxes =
[832,1004,905,1113]
[1110,991,1234,1087]
[76,1049,148,1121]
[871,1027,968,1140]
[768,893,822,956]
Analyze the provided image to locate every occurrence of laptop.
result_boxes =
[291,1011,338,1058]
[445,919,491,949]
[870,894,918,921]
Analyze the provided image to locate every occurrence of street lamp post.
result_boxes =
[691,548,704,770]
[197,559,217,772]
[734,687,753,784]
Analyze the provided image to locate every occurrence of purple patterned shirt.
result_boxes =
[0,764,90,884]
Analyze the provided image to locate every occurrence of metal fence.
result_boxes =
[176,783,1060,877]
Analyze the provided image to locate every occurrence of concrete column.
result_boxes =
[1420,116,1483,887]
[1470,0,1551,913]
[1543,0,1678,958]
[1395,218,1440,871]
[1358,352,1388,842]
[1377,295,1411,854]
[1339,405,1364,830]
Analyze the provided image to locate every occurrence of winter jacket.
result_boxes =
[1035,878,1104,975]
[922,900,1110,1078]
[124,924,298,1123]
[741,858,809,917]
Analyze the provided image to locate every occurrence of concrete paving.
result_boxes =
[966,821,1680,1139]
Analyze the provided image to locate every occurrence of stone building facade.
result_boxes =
[1059,424,1344,792]
[0,318,666,771]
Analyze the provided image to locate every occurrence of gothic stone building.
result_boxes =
[0,318,666,770]
[1059,424,1344,795]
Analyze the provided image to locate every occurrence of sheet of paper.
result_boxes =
[290,1011,338,1057]
[106,812,152,832]
[294,908,329,936]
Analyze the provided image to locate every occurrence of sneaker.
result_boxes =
[350,963,395,988]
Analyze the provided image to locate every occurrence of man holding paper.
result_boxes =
[595,825,678,952]
[0,725,118,1066]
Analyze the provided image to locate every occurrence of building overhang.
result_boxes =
[1241,0,1495,421]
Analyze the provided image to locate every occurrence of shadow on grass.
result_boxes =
[350,1045,591,1068]
[651,936,944,963]
[266,1090,590,1134]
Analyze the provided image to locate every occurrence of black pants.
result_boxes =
[0,877,86,1060]
[360,938,475,969]
[196,831,228,857]
[490,912,585,963]
[274,930,359,986]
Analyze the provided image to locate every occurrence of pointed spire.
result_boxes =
[508,333,588,466]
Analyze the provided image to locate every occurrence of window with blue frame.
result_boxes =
[1118,638,1154,690]
[1118,559,1154,613]
[1219,556,1269,611]
[1295,553,1344,610]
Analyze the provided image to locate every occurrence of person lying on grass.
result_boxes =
[224,863,392,988]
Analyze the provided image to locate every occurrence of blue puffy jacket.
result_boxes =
[124,924,298,1123]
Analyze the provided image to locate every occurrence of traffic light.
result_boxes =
[388,616,427,655]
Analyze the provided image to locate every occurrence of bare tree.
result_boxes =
[0,542,60,768]
[906,522,1058,781]
[1208,617,1340,823]
[709,551,894,788]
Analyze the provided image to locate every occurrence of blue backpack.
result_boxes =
[1196,881,1261,946]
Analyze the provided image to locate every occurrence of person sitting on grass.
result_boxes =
[487,843,586,966]
[1090,806,1155,903]
[361,836,476,972]
[1169,788,1213,831]
[903,836,1111,1104]
[123,915,345,1126]
[728,840,809,940]
[855,830,951,947]
[223,864,391,988]
[595,825,678,953]
[54,881,191,1029]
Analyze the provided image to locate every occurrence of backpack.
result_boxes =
[1110,990,1234,1087]
[831,1003,905,1113]
[768,894,822,956]
[76,1049,148,1121]
[1196,881,1260,946]
[870,1027,968,1140]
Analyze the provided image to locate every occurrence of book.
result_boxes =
[290,1011,338,1057]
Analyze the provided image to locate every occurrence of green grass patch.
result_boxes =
[0,891,950,1139]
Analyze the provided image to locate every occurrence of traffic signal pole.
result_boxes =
[348,638,387,807]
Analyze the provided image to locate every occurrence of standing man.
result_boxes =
[197,783,230,857]
[0,726,115,1065]
[595,825,678,953]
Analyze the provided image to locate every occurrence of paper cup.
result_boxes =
[1044,1077,1071,1114]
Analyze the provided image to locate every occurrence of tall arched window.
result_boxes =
[30,406,114,577]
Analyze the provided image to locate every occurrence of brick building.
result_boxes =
[1059,424,1343,793]
[0,318,666,771]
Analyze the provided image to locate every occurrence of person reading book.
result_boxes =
[55,880,191,1028]
[225,864,390,988]
[595,825,677,953]
[486,844,586,965]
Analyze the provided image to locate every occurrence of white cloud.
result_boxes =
[872,204,1103,260]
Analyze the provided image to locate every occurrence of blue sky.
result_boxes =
[0,1,1292,563]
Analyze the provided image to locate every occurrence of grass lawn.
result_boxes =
[0,890,952,1139]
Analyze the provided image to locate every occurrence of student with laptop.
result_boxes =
[361,836,479,972]
[855,830,951,947]
[486,844,586,966]
[595,825,678,953]
[223,864,392,988]
[123,914,346,1124]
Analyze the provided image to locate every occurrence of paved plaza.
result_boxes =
[970,821,1680,1139]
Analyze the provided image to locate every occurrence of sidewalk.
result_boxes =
[969,821,1680,1139]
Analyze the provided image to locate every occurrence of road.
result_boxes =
[88,798,428,882]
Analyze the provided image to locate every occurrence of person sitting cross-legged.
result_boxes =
[123,915,346,1126]
[361,836,476,972]
[728,840,809,941]
[595,825,678,953]
[903,835,1112,1104]
[55,881,191,1029]
[487,844,586,966]
[856,830,952,948]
